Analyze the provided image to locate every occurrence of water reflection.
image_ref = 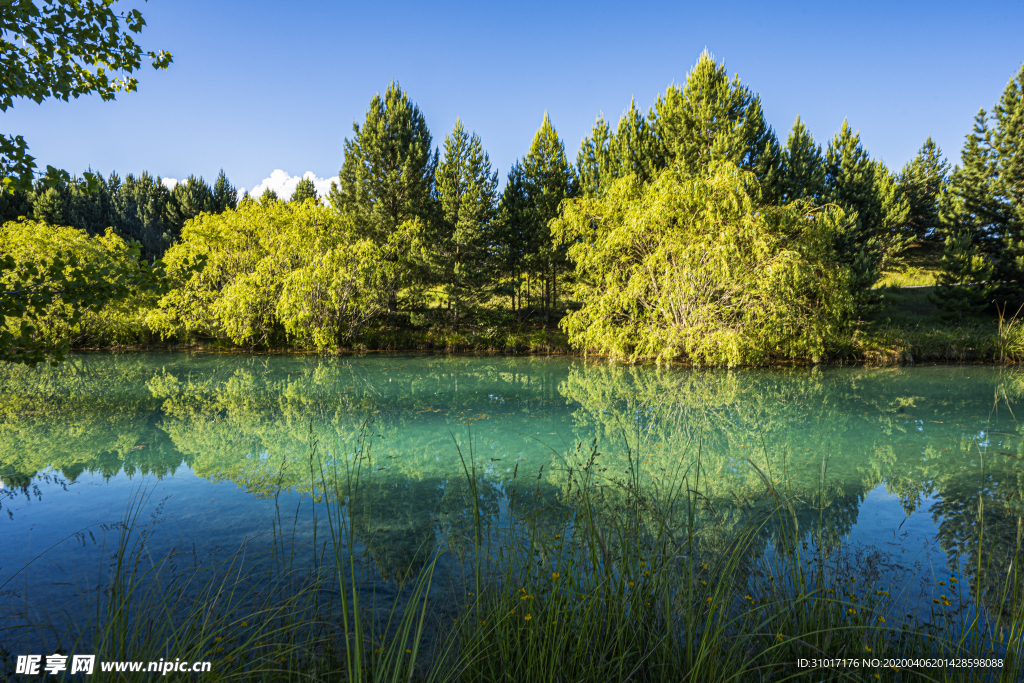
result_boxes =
[2,353,1023,608]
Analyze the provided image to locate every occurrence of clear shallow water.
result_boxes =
[1,352,1023,616]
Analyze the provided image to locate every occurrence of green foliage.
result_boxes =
[651,50,781,200]
[148,200,397,349]
[778,116,825,204]
[289,177,317,204]
[576,100,660,197]
[0,219,167,366]
[898,137,950,240]
[930,229,994,319]
[329,81,436,246]
[552,163,854,365]
[259,187,279,204]
[825,121,911,295]
[427,119,499,326]
[0,0,172,192]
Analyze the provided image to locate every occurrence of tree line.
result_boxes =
[3,51,1023,364]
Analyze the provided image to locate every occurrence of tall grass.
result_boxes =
[3,424,1024,681]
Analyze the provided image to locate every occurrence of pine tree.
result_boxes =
[991,62,1024,301]
[429,119,499,326]
[898,138,949,241]
[492,162,533,313]
[328,82,436,245]
[520,113,574,320]
[779,117,825,204]
[824,120,910,295]
[212,169,238,212]
[110,172,175,259]
[290,177,318,204]
[576,114,613,198]
[929,229,993,319]
[260,187,280,204]
[651,50,781,199]
[167,175,215,229]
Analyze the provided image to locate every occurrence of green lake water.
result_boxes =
[2,352,1023,620]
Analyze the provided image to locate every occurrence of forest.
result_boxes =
[2,51,1023,366]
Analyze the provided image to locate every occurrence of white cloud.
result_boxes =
[248,170,337,203]
[161,177,179,191]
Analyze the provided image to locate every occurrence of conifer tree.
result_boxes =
[991,63,1024,300]
[212,169,238,212]
[167,175,215,229]
[260,187,280,204]
[520,113,574,319]
[898,138,949,241]
[110,172,175,259]
[929,229,993,319]
[576,115,613,198]
[290,177,318,204]
[651,50,781,199]
[576,101,660,197]
[492,162,533,312]
[824,120,910,295]
[428,119,498,326]
[779,117,825,204]
[329,82,436,245]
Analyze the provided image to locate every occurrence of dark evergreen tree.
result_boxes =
[290,177,318,204]
[492,162,533,313]
[166,175,215,228]
[260,187,280,204]
[110,172,175,259]
[212,169,238,212]
[576,114,613,198]
[898,138,950,241]
[520,113,574,320]
[650,50,781,199]
[929,229,993,319]
[0,185,32,223]
[328,82,436,245]
[779,117,825,204]
[825,120,910,296]
[991,63,1024,302]
[428,119,498,326]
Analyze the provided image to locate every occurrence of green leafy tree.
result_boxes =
[0,219,168,366]
[576,115,614,198]
[779,117,825,204]
[290,177,318,204]
[650,50,781,199]
[520,113,574,320]
[148,200,395,348]
[898,138,950,241]
[551,162,853,365]
[0,0,172,192]
[428,119,498,327]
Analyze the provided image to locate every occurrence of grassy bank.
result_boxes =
[3,428,1022,682]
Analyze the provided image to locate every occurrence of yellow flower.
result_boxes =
[640,561,647,568]
[933,598,941,604]
[877,616,885,623]
[628,581,634,588]
[643,571,650,577]
[776,634,784,642]
[524,614,532,621]
[744,595,753,601]
[406,649,412,654]
[938,580,946,586]
[865,646,871,653]
[214,637,223,643]
[240,621,248,627]
[468,592,474,597]
[700,564,708,570]
[706,598,712,604]
[555,535,562,539]
[551,573,560,580]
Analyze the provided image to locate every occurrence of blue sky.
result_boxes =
[6,0,1023,195]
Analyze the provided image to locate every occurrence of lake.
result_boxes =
[2,352,1022,634]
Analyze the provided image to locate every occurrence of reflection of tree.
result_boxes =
[0,355,183,488]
